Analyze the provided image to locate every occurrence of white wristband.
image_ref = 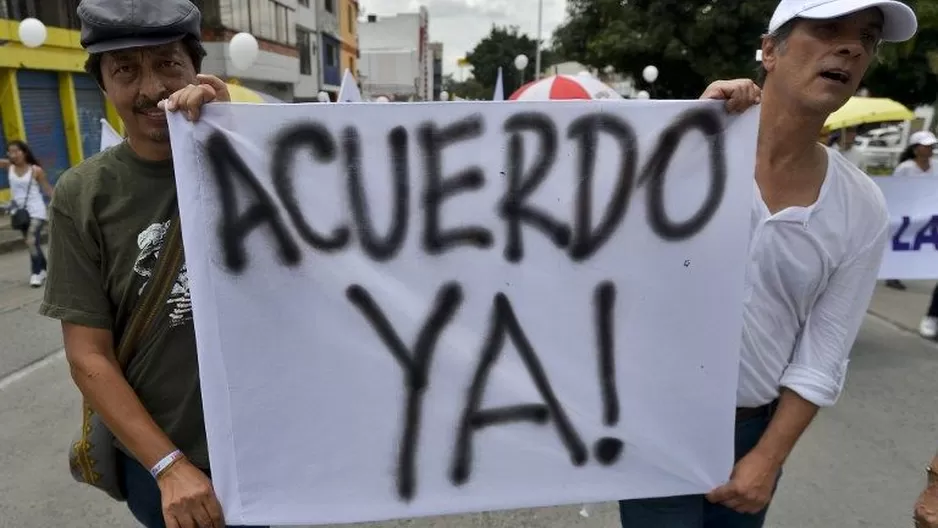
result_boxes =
[150,449,184,479]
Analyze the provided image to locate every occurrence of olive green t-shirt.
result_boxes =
[38,140,209,469]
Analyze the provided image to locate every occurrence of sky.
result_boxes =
[359,0,568,76]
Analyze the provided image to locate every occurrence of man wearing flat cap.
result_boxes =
[619,0,918,527]
[38,1,262,527]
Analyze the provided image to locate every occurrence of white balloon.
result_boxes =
[513,54,528,71]
[635,90,650,99]
[228,32,259,71]
[376,96,390,102]
[18,18,47,48]
[439,90,449,101]
[642,65,658,83]
[316,91,330,102]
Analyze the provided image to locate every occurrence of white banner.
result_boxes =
[876,176,938,279]
[99,118,122,152]
[167,100,758,526]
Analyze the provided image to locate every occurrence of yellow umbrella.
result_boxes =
[823,96,914,132]
[225,83,283,103]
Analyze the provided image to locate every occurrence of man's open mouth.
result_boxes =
[819,69,850,84]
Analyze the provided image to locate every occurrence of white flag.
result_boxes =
[493,66,505,101]
[337,69,363,102]
[100,118,122,152]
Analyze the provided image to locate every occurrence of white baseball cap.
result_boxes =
[910,131,938,147]
[768,0,918,42]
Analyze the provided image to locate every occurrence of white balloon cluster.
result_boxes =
[228,32,259,71]
[317,91,330,102]
[18,18,47,48]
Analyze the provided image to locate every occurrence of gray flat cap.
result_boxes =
[78,0,202,54]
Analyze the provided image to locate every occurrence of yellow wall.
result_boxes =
[0,19,124,199]
[339,0,359,77]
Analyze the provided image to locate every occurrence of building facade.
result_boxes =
[317,0,342,95]
[338,0,359,82]
[294,0,322,100]
[358,7,430,101]
[199,0,301,102]
[429,42,443,101]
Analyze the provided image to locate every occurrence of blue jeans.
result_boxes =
[20,218,46,275]
[618,402,779,528]
[118,451,268,528]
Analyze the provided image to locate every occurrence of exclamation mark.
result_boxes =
[593,281,624,465]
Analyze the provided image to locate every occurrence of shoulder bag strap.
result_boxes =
[115,214,184,370]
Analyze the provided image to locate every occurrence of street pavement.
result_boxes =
[1,243,937,527]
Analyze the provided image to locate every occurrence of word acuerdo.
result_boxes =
[202,108,728,272]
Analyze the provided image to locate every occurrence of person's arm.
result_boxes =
[40,195,179,468]
[914,451,938,526]
[763,221,890,459]
[0,158,9,169]
[32,166,54,198]
[63,324,180,468]
[708,221,888,513]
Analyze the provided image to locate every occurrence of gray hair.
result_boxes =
[756,20,796,86]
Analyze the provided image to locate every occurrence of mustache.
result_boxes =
[133,94,170,112]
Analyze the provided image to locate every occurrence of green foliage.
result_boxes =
[553,0,777,98]
[464,25,558,98]
[442,75,489,100]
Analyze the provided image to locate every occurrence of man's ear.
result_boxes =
[761,38,779,74]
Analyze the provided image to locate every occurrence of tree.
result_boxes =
[861,0,938,108]
[553,0,777,98]
[442,74,489,101]
[465,25,559,99]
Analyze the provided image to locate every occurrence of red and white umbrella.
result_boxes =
[509,74,623,101]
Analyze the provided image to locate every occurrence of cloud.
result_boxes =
[359,0,567,75]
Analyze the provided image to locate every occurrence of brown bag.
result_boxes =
[68,215,184,501]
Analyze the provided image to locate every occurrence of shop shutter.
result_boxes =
[0,108,7,190]
[17,70,70,184]
[73,73,107,159]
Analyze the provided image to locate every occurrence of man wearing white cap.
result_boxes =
[619,0,918,527]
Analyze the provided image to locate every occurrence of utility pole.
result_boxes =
[535,0,543,81]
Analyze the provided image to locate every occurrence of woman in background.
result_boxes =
[0,140,54,287]
[893,130,938,178]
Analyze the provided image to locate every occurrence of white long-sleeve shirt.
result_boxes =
[738,146,889,408]
[892,159,938,178]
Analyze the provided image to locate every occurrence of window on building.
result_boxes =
[325,0,334,13]
[297,27,312,76]
[220,0,296,45]
[7,0,81,29]
[325,41,338,67]
[298,0,309,5]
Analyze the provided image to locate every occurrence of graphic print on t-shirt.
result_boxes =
[132,220,192,327]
